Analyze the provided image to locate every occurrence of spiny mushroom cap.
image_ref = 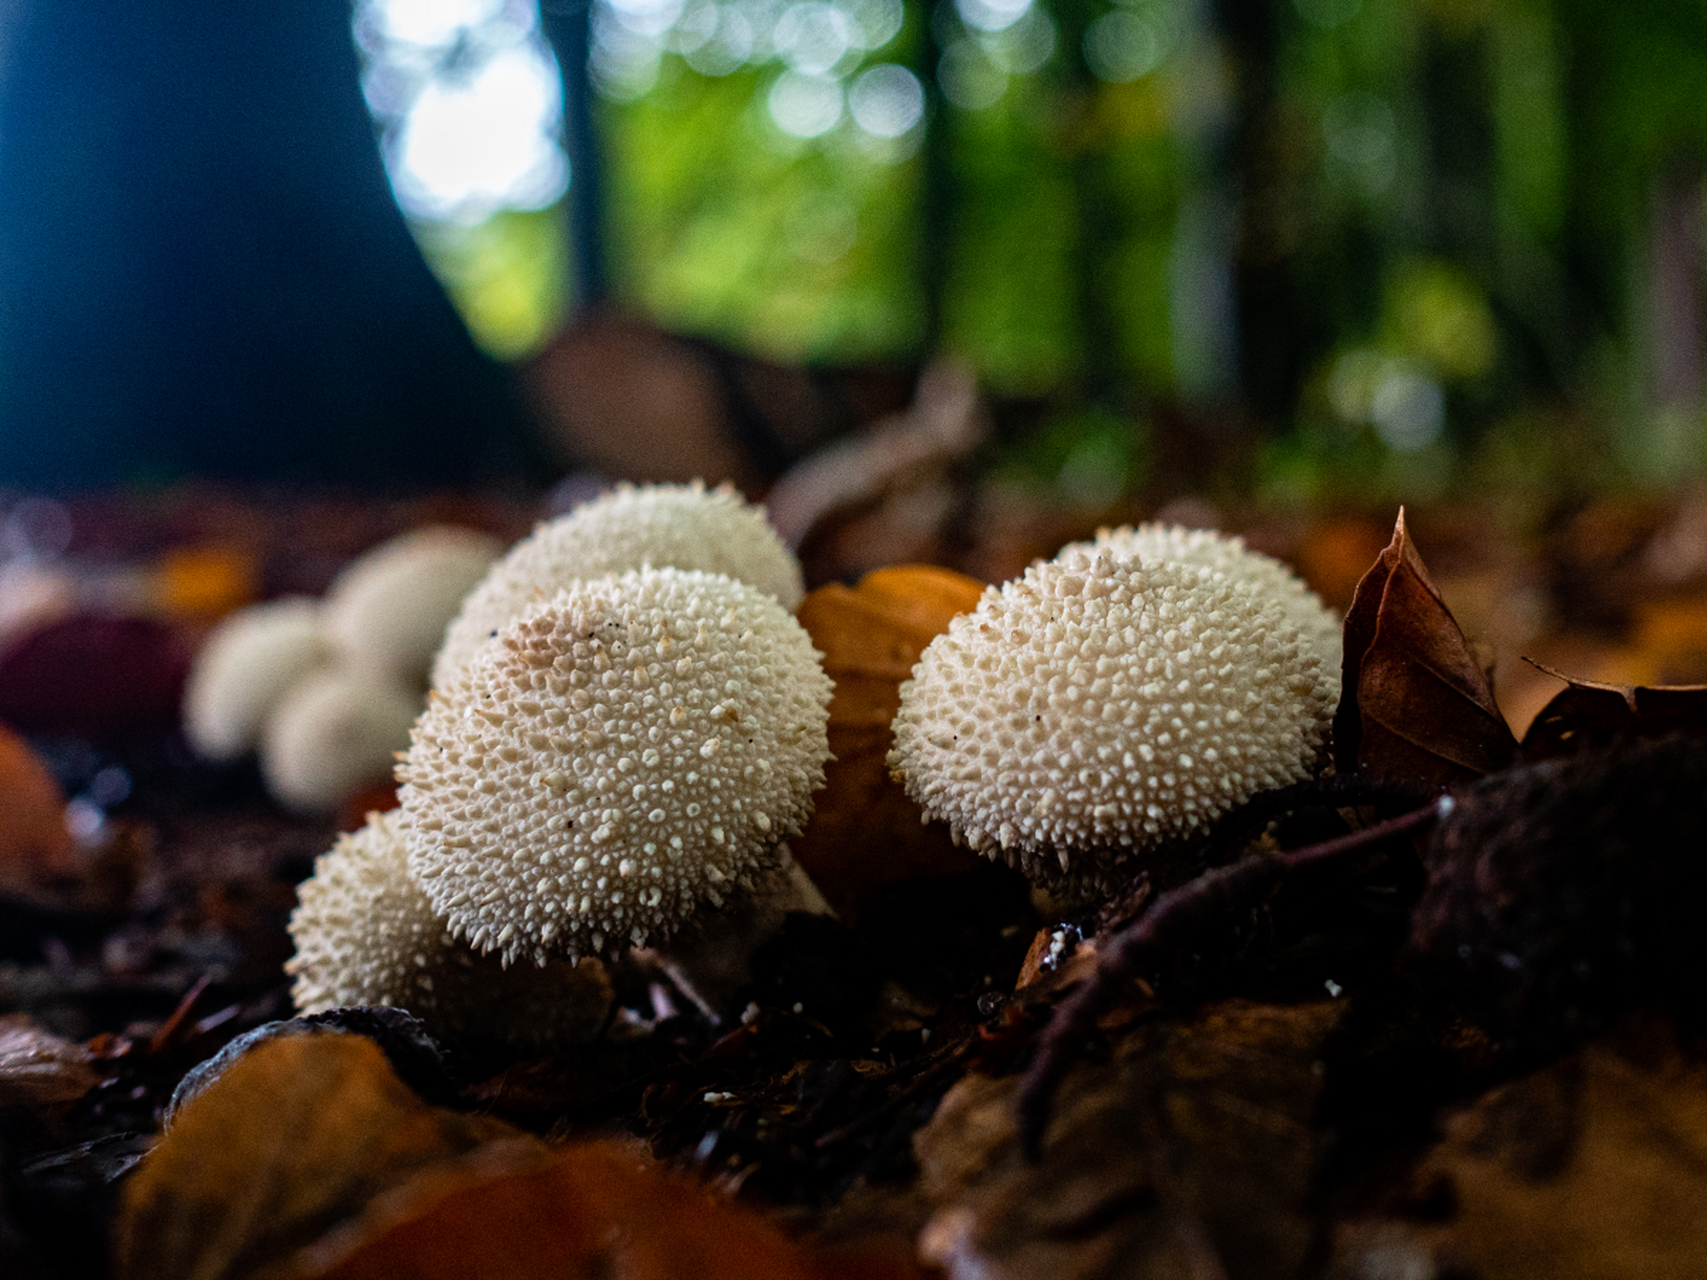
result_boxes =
[287,810,613,1046]
[400,566,834,966]
[183,597,331,761]
[888,548,1334,894]
[323,525,503,688]
[1062,523,1342,694]
[431,482,804,690]
[260,667,420,813]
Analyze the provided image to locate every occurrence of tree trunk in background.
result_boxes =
[1056,0,1125,408]
[0,0,548,488]
[917,9,954,353]
[1210,0,1316,423]
[540,0,610,313]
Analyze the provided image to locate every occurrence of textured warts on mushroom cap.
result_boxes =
[1062,523,1342,697]
[888,549,1333,892]
[323,525,503,687]
[286,810,613,1046]
[400,567,833,966]
[183,597,331,762]
[431,482,804,690]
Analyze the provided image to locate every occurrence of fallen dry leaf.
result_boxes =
[0,1015,101,1107]
[114,1033,531,1280]
[0,720,76,893]
[1518,659,1707,760]
[299,1137,927,1280]
[915,998,1345,1280]
[1335,1025,1707,1280]
[1335,510,1517,785]
[794,565,987,916]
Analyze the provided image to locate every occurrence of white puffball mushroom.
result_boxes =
[261,667,420,813]
[287,809,613,1046]
[431,481,804,690]
[888,547,1334,895]
[1062,523,1342,696]
[323,525,503,688]
[400,566,834,967]
[183,597,332,762]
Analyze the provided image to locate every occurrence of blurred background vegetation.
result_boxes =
[362,0,1707,513]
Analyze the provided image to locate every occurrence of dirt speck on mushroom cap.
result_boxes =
[431,481,803,690]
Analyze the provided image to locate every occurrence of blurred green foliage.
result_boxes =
[393,0,1707,499]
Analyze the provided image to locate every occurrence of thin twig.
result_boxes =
[1015,795,1453,1161]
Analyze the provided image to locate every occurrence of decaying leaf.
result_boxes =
[1334,1026,1707,1280]
[1335,509,1516,785]
[915,998,1346,1280]
[114,1033,530,1280]
[300,1137,926,1280]
[1404,734,1707,1056]
[0,1015,100,1107]
[0,720,76,894]
[1519,659,1707,760]
[794,565,987,916]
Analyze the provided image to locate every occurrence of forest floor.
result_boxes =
[2,477,1707,1280]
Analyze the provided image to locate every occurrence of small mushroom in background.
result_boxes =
[399,566,834,1012]
[260,667,420,815]
[322,525,503,689]
[888,544,1336,898]
[430,481,804,690]
[181,525,504,814]
[1061,523,1343,693]
[181,597,333,762]
[286,809,613,1047]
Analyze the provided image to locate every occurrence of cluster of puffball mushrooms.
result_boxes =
[181,526,504,812]
[184,482,1342,1047]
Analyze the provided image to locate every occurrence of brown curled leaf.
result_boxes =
[1335,509,1516,785]
[794,565,988,917]
[114,1033,530,1280]
[1519,660,1707,760]
[917,998,1344,1280]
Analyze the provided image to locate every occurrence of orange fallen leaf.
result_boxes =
[301,1137,921,1280]
[794,565,988,917]
[114,1033,530,1280]
[0,719,76,893]
[1335,510,1516,785]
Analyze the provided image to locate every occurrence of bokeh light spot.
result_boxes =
[850,63,924,137]
[769,69,846,136]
